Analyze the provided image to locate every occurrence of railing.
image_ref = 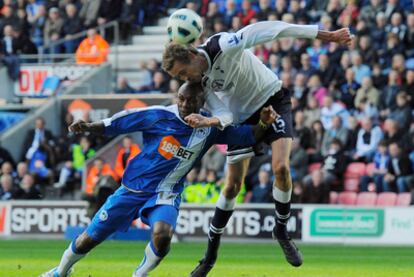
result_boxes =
[18,20,120,83]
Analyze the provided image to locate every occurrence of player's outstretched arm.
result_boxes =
[252,105,278,141]
[68,120,105,134]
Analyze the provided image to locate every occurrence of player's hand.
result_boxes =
[68,120,88,133]
[259,105,279,126]
[184,113,212,128]
[330,28,354,46]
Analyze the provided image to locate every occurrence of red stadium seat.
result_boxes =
[344,178,359,192]
[365,163,375,176]
[330,191,338,204]
[356,192,377,206]
[338,191,357,205]
[308,163,322,173]
[396,193,412,206]
[344,162,367,179]
[376,192,397,206]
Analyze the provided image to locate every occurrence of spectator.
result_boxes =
[79,0,101,28]
[229,11,243,32]
[28,141,54,186]
[339,68,360,109]
[359,0,383,29]
[43,7,64,53]
[307,74,328,107]
[316,54,336,88]
[345,115,360,153]
[22,117,54,161]
[405,13,414,57]
[351,52,371,84]
[354,117,383,162]
[354,77,379,108]
[384,143,414,193]
[402,70,414,108]
[256,0,274,21]
[267,53,281,76]
[371,63,387,89]
[222,0,238,28]
[62,3,83,53]
[85,158,118,195]
[205,2,223,34]
[306,139,348,194]
[29,4,46,49]
[0,161,14,178]
[274,0,288,19]
[250,168,272,203]
[13,26,37,55]
[293,110,312,149]
[114,136,141,179]
[383,119,411,151]
[115,77,136,94]
[254,44,270,63]
[302,170,327,203]
[379,70,400,117]
[371,12,387,50]
[299,53,316,78]
[14,173,41,199]
[0,24,20,80]
[306,39,328,68]
[291,73,308,108]
[168,79,180,93]
[0,174,16,200]
[389,91,412,131]
[290,138,308,183]
[138,71,169,93]
[238,0,256,26]
[385,12,407,41]
[309,120,325,161]
[1,6,19,29]
[360,140,390,192]
[75,28,109,65]
[358,36,376,66]
[320,96,348,130]
[290,0,307,23]
[303,97,321,128]
[118,0,140,43]
[72,136,95,173]
[97,0,123,28]
[14,161,28,187]
[321,116,349,156]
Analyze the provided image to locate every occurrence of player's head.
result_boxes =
[162,42,206,82]
[177,82,204,118]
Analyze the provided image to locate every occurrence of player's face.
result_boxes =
[168,60,203,83]
[177,89,203,118]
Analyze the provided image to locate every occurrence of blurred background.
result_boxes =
[0,0,413,244]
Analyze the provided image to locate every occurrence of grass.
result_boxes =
[0,240,413,277]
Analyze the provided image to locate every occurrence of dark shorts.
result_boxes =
[227,88,293,164]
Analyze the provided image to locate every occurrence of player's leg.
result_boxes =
[271,137,302,267]
[190,157,250,277]
[133,205,178,277]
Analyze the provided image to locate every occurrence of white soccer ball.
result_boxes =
[167,8,203,44]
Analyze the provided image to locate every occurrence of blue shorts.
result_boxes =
[86,186,181,242]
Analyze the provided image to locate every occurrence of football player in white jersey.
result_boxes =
[162,20,352,276]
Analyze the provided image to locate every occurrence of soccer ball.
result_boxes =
[167,8,203,44]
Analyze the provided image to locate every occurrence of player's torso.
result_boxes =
[122,109,216,193]
[201,48,282,123]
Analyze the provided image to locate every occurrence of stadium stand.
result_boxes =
[0,0,413,208]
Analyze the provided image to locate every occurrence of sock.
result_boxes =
[204,193,235,264]
[273,186,292,239]
[56,240,86,276]
[133,241,163,277]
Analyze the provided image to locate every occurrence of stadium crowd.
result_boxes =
[1,0,414,206]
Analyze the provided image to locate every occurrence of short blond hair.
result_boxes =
[162,42,198,72]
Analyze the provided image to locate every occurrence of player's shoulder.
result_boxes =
[197,32,230,63]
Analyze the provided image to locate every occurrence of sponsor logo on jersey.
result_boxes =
[99,210,108,221]
[195,127,208,139]
[158,135,194,160]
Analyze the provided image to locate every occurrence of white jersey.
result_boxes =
[199,21,318,128]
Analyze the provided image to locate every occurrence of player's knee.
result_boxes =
[272,161,291,188]
[223,178,242,199]
[152,225,173,256]
[75,232,99,254]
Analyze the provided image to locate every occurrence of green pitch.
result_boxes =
[0,240,413,277]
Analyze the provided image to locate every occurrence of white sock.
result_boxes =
[57,241,85,276]
[133,242,162,277]
[216,193,236,211]
[272,186,292,203]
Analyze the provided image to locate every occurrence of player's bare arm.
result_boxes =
[68,120,105,134]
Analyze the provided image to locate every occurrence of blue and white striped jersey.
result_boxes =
[102,105,255,194]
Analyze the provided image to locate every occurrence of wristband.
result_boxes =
[258,119,269,129]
